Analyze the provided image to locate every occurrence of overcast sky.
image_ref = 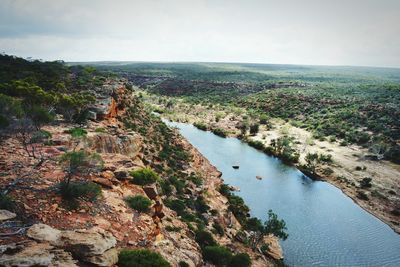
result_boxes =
[1,0,399,67]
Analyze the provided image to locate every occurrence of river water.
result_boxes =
[164,120,400,267]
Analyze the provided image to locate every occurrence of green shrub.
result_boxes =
[27,105,55,127]
[66,127,87,138]
[165,198,186,216]
[247,140,265,150]
[211,128,227,138]
[59,181,102,202]
[319,154,333,163]
[125,195,152,212]
[165,225,181,232]
[202,246,232,266]
[0,193,15,211]
[130,167,159,185]
[188,175,203,186]
[178,261,190,267]
[249,124,259,135]
[168,176,186,194]
[218,184,232,196]
[229,253,251,267]
[357,191,369,200]
[159,179,173,195]
[194,196,210,213]
[95,127,106,133]
[30,130,52,143]
[259,114,269,125]
[212,222,224,236]
[195,230,217,248]
[360,177,372,188]
[193,122,208,131]
[118,249,171,267]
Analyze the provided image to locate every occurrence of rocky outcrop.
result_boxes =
[0,209,16,221]
[88,132,142,158]
[263,234,283,260]
[0,242,78,267]
[26,224,118,266]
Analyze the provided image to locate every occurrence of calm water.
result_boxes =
[165,120,400,267]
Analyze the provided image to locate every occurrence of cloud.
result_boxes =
[1,0,399,67]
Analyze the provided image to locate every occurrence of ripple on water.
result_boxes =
[164,120,400,267]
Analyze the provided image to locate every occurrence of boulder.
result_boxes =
[114,169,130,180]
[92,177,113,188]
[61,228,117,257]
[26,224,118,266]
[0,242,78,267]
[86,248,119,267]
[143,185,158,200]
[0,209,16,221]
[263,234,283,260]
[27,223,62,244]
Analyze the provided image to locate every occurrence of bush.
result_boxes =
[30,130,52,143]
[95,127,106,133]
[165,225,181,232]
[125,195,152,212]
[357,191,369,200]
[229,253,251,267]
[194,196,210,213]
[165,198,186,216]
[211,128,227,138]
[193,122,208,131]
[212,222,224,236]
[360,177,372,188]
[259,114,269,125]
[195,230,217,248]
[219,184,232,196]
[247,140,265,150]
[130,168,159,185]
[59,181,102,202]
[249,124,259,135]
[188,175,203,186]
[66,127,87,138]
[178,261,190,267]
[0,193,15,211]
[202,246,232,266]
[159,179,173,195]
[118,249,171,267]
[59,181,101,209]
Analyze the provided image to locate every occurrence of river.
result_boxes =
[164,120,400,267]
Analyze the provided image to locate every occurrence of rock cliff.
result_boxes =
[0,79,279,266]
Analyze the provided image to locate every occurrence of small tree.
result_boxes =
[264,209,288,240]
[247,210,288,250]
[59,150,103,188]
[249,124,259,136]
[305,152,319,173]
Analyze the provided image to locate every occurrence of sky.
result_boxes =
[1,0,399,67]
